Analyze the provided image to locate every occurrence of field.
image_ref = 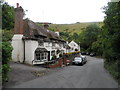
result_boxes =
[48,22,103,35]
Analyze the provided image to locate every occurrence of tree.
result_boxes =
[102,2,120,83]
[72,33,79,42]
[102,2,120,62]
[79,24,101,52]
[2,30,13,83]
[0,1,14,83]
[2,2,14,30]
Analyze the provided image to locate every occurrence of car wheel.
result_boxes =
[82,61,84,65]
[79,62,83,66]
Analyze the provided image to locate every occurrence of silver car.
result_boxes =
[72,56,87,65]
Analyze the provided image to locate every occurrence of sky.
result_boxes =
[5,0,110,24]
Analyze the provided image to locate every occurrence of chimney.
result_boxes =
[55,32,59,36]
[44,23,49,29]
[16,3,19,8]
[14,3,24,34]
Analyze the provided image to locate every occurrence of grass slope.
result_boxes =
[48,22,103,35]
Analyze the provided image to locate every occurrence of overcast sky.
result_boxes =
[5,0,110,24]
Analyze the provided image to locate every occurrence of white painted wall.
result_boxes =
[68,41,79,52]
[44,41,66,59]
[25,40,38,65]
[55,32,59,36]
[12,35,24,63]
[12,35,67,65]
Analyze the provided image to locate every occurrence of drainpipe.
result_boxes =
[23,39,25,63]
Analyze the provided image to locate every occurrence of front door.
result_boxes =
[48,51,50,61]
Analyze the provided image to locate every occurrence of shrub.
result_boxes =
[104,60,119,84]
[51,55,57,60]
[64,51,80,55]
[2,30,13,83]
[2,41,12,83]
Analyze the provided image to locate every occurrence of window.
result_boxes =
[41,53,44,59]
[52,42,55,47]
[51,51,55,56]
[71,43,75,46]
[38,39,44,46]
[59,43,62,47]
[35,49,48,61]
[44,53,47,59]
[36,52,41,60]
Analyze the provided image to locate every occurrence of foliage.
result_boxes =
[104,60,120,84]
[102,2,120,61]
[79,24,101,52]
[2,30,13,83]
[38,22,103,43]
[2,42,13,64]
[51,55,57,60]
[2,30,13,41]
[1,2,15,30]
[59,31,69,41]
[102,2,120,84]
[72,33,79,42]
[2,64,10,82]
[64,51,80,55]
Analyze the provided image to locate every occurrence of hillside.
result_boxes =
[48,22,103,35]
[37,22,103,42]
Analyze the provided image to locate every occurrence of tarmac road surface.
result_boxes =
[10,56,118,88]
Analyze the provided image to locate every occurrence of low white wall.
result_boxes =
[25,40,38,65]
[11,35,24,63]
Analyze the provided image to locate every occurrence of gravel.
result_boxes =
[4,62,48,88]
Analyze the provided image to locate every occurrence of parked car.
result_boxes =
[81,52,86,55]
[81,55,87,60]
[72,56,87,65]
[86,52,90,55]
[90,52,96,56]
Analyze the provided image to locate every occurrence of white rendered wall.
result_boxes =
[68,41,79,52]
[25,40,38,65]
[44,42,53,59]
[11,35,24,63]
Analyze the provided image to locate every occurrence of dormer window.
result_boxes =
[52,42,55,47]
[38,39,43,46]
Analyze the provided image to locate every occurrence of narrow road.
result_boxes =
[10,56,118,88]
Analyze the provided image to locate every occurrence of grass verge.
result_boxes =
[104,60,120,84]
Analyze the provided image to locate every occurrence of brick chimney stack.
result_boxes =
[44,23,49,29]
[14,3,24,34]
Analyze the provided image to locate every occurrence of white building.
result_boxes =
[66,41,80,53]
[12,5,66,65]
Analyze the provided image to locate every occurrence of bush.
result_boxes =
[2,30,13,83]
[2,41,12,83]
[2,64,10,82]
[51,55,57,60]
[104,60,119,84]
[2,42,12,64]
[64,51,80,55]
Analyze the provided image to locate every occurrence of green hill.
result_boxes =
[48,22,103,35]
[37,22,103,42]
